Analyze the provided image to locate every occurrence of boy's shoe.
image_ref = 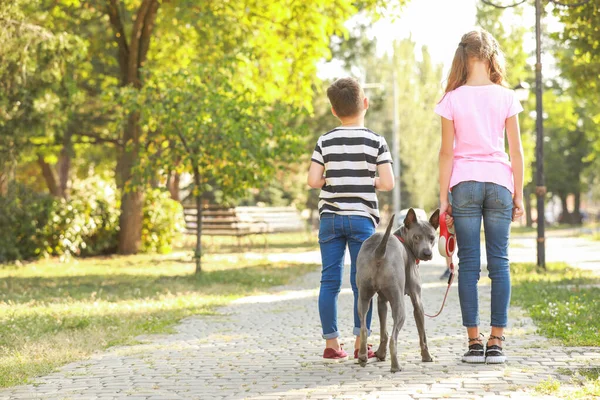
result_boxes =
[462,334,485,363]
[323,346,348,362]
[485,335,506,364]
[354,344,377,360]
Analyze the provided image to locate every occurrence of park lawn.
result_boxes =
[511,262,600,347]
[0,251,318,388]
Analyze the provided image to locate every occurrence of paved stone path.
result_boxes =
[1,239,599,399]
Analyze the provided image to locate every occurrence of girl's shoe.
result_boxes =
[485,335,506,364]
[323,345,348,362]
[462,334,486,364]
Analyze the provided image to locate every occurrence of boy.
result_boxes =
[307,77,395,361]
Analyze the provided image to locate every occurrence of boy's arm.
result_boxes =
[506,114,524,221]
[375,163,394,191]
[307,161,325,189]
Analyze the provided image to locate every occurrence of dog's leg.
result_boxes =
[409,292,433,362]
[389,295,406,373]
[375,293,388,361]
[357,294,372,367]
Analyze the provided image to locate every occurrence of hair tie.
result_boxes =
[459,42,467,49]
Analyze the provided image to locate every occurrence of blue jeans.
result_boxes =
[451,181,513,328]
[318,213,375,339]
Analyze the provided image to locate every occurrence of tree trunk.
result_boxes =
[37,154,61,197]
[117,112,144,254]
[106,0,160,255]
[167,171,181,201]
[193,164,202,274]
[57,131,72,198]
[524,188,533,227]
[559,192,569,224]
[573,191,582,225]
[0,163,15,195]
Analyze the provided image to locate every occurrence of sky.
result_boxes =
[317,0,480,81]
[317,0,561,83]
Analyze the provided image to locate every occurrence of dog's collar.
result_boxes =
[394,234,420,265]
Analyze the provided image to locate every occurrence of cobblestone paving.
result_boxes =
[1,248,599,399]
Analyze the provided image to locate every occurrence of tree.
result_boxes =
[0,0,83,195]
[554,3,600,206]
[58,0,401,254]
[392,40,444,211]
[128,67,304,272]
[543,90,591,224]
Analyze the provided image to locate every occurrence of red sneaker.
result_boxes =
[323,346,349,362]
[354,345,377,360]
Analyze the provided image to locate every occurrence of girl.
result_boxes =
[435,29,525,364]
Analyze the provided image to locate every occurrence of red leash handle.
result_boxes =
[425,211,457,318]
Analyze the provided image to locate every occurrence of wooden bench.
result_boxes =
[182,204,306,247]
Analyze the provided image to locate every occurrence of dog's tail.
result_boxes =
[374,214,395,260]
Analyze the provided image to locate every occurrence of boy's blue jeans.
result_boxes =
[451,181,513,328]
[318,213,375,339]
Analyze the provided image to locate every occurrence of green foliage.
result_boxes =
[0,179,184,261]
[554,3,600,101]
[554,3,600,187]
[0,253,317,387]
[0,0,85,166]
[0,179,119,261]
[511,262,600,347]
[393,41,444,210]
[542,90,590,200]
[127,66,306,202]
[142,189,184,254]
[0,184,55,262]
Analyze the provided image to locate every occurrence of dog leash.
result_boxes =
[424,258,455,318]
[424,212,457,318]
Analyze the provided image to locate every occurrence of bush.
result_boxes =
[0,180,183,262]
[142,189,184,254]
[69,178,120,256]
[0,184,55,262]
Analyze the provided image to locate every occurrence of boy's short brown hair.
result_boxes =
[327,77,365,118]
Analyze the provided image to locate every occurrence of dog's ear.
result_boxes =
[404,208,417,228]
[429,209,440,230]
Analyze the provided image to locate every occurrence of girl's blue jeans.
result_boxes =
[451,181,513,328]
[318,213,375,339]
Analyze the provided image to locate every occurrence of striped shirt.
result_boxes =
[311,127,393,226]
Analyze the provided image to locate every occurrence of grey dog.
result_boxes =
[356,208,440,372]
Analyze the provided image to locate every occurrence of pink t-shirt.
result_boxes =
[434,84,523,193]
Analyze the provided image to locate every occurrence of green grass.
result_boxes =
[550,367,600,399]
[534,378,561,395]
[511,262,600,347]
[0,251,318,388]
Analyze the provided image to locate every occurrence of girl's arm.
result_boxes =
[439,117,455,216]
[307,162,325,188]
[506,115,525,221]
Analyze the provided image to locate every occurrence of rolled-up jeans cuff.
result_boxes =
[322,331,340,340]
[353,327,371,336]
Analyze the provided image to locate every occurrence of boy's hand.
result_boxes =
[512,196,524,222]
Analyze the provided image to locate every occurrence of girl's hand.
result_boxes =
[440,201,454,229]
[512,197,524,222]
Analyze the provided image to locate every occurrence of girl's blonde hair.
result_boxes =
[444,29,507,93]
